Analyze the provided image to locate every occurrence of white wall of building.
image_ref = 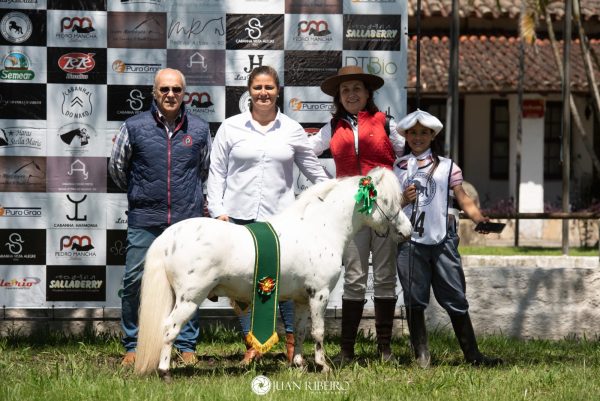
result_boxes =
[462,94,595,218]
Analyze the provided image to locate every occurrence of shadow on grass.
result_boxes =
[4,323,600,375]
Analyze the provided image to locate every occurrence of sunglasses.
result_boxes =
[158,86,183,94]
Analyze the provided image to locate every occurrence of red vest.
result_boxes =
[330,111,396,177]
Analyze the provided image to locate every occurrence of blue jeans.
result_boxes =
[239,300,295,336]
[229,217,294,336]
[121,227,200,353]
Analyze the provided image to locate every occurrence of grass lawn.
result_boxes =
[1,325,599,401]
[459,246,598,257]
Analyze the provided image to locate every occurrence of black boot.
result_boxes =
[374,297,396,362]
[333,299,365,365]
[450,312,502,366]
[406,307,431,368]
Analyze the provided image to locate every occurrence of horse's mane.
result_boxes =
[369,167,403,209]
[284,167,402,218]
[285,178,340,216]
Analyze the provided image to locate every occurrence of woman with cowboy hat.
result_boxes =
[309,65,405,364]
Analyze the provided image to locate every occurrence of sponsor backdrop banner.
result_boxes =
[0,0,407,309]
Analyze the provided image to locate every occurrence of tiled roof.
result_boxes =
[408,35,600,94]
[407,0,600,21]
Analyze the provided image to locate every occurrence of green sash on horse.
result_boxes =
[244,222,281,353]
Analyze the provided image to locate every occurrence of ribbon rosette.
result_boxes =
[257,276,276,297]
[354,176,377,214]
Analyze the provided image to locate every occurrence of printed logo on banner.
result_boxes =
[224,0,285,14]
[107,48,165,85]
[106,85,153,121]
[285,0,342,14]
[48,0,107,10]
[0,206,42,218]
[344,51,402,79]
[167,49,225,86]
[0,156,46,192]
[284,14,344,51]
[116,0,163,6]
[0,230,46,265]
[284,50,341,86]
[56,122,96,152]
[0,126,44,155]
[0,0,44,8]
[343,15,401,51]
[47,47,107,84]
[60,85,93,119]
[60,16,96,35]
[181,86,224,123]
[288,97,334,113]
[112,59,161,75]
[0,275,42,290]
[46,156,107,193]
[46,265,106,302]
[284,86,333,122]
[106,229,127,266]
[225,50,283,87]
[0,83,46,119]
[107,12,166,49]
[342,0,402,15]
[48,193,105,229]
[168,12,225,49]
[184,89,214,117]
[0,9,45,46]
[106,194,128,228]
[0,193,46,229]
[47,11,107,47]
[226,14,283,50]
[0,11,32,44]
[1,51,34,81]
[47,229,106,266]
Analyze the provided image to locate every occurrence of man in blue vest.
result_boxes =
[109,68,212,366]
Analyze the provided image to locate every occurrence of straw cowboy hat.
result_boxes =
[320,66,385,97]
[397,109,444,137]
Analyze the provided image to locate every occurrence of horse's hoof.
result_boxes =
[158,370,172,383]
[292,355,305,368]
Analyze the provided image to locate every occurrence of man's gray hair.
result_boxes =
[153,68,186,92]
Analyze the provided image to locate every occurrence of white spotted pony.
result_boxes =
[134,167,412,379]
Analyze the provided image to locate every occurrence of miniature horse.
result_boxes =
[134,167,412,378]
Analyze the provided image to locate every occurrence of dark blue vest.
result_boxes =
[125,102,210,228]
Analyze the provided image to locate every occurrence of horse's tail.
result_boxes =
[135,238,174,375]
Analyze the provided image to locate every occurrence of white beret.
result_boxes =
[397,109,444,137]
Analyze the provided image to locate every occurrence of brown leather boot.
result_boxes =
[180,352,198,365]
[240,344,262,365]
[285,333,295,363]
[121,351,136,366]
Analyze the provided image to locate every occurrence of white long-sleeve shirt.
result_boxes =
[207,110,330,220]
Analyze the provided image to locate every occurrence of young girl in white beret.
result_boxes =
[394,109,502,368]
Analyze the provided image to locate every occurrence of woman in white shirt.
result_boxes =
[207,65,329,364]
